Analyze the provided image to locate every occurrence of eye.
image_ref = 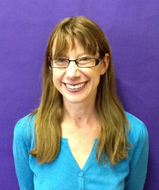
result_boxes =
[79,57,90,61]
[54,58,68,63]
[58,59,66,62]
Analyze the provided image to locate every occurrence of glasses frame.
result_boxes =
[48,57,103,68]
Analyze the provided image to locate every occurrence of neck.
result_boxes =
[62,100,98,128]
[61,99,101,139]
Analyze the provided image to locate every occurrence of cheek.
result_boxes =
[52,74,59,87]
[51,70,57,86]
[52,70,64,87]
[92,70,101,84]
[95,76,101,87]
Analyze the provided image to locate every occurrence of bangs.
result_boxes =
[51,26,99,58]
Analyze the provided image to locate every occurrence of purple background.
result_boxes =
[0,0,159,189]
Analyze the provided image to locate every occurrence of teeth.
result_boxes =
[66,83,85,89]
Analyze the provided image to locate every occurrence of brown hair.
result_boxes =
[30,16,130,165]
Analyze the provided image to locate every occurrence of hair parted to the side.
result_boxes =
[30,16,131,165]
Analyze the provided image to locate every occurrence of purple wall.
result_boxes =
[0,1,159,189]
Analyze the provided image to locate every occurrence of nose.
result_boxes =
[66,61,80,79]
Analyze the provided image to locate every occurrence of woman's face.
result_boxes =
[51,39,108,106]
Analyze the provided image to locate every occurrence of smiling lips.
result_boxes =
[65,82,86,90]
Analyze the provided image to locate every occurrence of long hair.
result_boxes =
[30,16,130,165]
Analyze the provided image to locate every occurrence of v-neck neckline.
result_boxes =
[61,137,98,170]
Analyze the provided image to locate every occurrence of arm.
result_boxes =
[13,117,34,190]
[125,122,149,190]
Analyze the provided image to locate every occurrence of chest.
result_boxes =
[31,140,129,190]
[67,136,96,169]
[61,121,100,169]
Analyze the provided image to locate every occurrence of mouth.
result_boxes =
[65,82,86,90]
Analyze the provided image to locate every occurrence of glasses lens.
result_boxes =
[52,59,68,67]
[77,58,95,67]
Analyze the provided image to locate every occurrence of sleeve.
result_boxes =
[125,122,149,190]
[13,118,34,190]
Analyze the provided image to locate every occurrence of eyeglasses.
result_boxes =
[48,57,103,68]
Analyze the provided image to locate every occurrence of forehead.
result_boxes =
[51,34,98,58]
[52,38,86,56]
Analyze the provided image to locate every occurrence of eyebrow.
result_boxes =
[64,53,91,58]
[53,52,93,59]
[77,53,88,57]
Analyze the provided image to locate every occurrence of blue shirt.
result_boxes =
[13,112,148,190]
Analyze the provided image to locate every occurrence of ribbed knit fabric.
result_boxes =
[13,112,148,190]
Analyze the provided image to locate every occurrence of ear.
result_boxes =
[100,53,109,75]
[48,57,52,71]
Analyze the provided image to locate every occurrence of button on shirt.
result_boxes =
[13,112,149,190]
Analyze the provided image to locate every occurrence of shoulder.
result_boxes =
[14,114,35,144]
[125,112,149,172]
[125,112,148,145]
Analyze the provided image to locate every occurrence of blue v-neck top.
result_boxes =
[13,112,148,190]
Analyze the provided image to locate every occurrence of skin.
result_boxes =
[51,39,109,169]
[52,39,109,112]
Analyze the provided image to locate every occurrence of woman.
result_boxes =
[13,16,148,190]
